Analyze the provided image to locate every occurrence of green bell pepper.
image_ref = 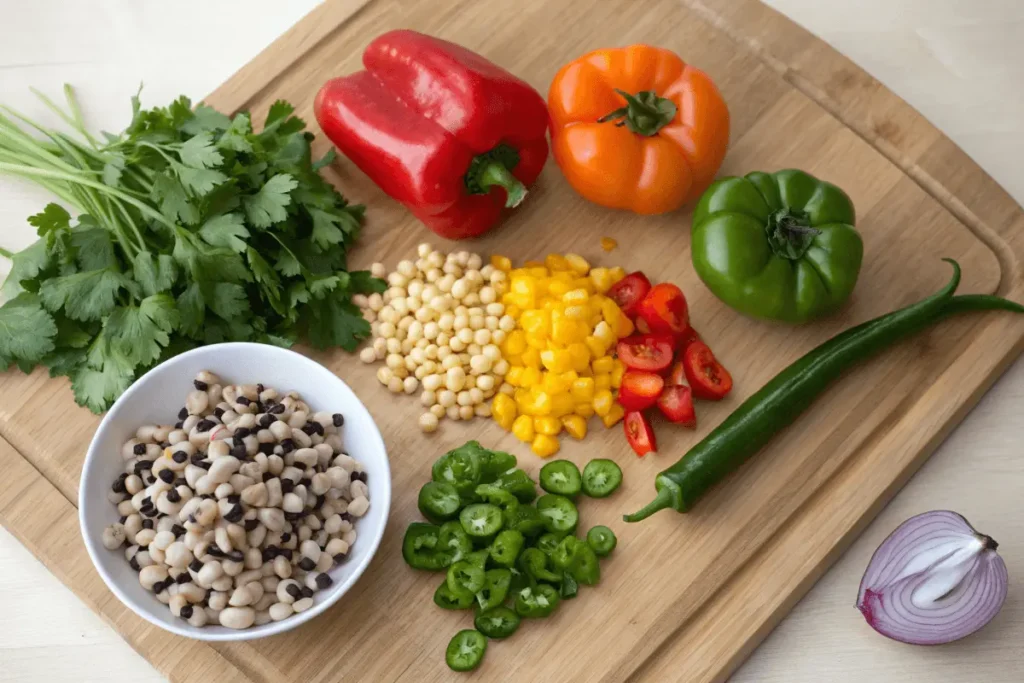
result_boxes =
[691,169,863,323]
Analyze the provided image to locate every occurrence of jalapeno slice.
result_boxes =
[581,459,622,498]
[476,568,512,611]
[551,535,601,586]
[438,521,473,564]
[492,469,537,503]
[518,547,562,584]
[536,532,565,555]
[402,522,451,571]
[514,584,560,618]
[418,481,462,524]
[503,505,546,537]
[447,560,486,599]
[586,525,617,557]
[445,629,487,672]
[474,606,521,639]
[489,529,525,567]
[539,460,582,497]
[508,566,530,594]
[459,503,504,539]
[560,572,579,600]
[434,580,475,610]
[536,494,579,534]
[474,484,521,513]
[481,449,517,480]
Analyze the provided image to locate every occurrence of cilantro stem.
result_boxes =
[62,84,101,149]
[0,162,175,232]
[0,245,12,259]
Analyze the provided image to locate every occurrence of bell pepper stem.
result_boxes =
[622,475,683,522]
[477,161,527,208]
[598,89,677,137]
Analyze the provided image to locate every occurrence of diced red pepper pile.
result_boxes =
[607,272,733,457]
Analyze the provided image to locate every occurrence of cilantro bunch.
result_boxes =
[0,86,383,412]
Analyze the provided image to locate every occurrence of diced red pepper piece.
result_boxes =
[683,341,733,400]
[657,385,696,428]
[624,411,656,457]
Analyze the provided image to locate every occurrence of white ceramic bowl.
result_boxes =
[79,342,391,641]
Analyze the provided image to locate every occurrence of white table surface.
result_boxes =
[1,1,1022,681]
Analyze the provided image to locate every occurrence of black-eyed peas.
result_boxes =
[101,374,370,629]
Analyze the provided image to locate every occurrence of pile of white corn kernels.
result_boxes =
[101,373,370,630]
[354,244,513,433]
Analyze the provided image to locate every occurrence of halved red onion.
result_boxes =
[857,510,1008,645]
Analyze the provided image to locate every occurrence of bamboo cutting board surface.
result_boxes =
[3,0,1024,681]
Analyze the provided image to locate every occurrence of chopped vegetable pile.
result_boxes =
[0,87,381,412]
[402,440,620,671]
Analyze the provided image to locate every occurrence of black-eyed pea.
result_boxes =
[212,575,234,592]
[311,433,324,446]
[226,523,246,549]
[282,493,304,514]
[207,440,230,460]
[298,526,312,543]
[178,582,206,604]
[268,420,291,442]
[253,610,272,627]
[241,482,268,507]
[239,461,262,481]
[291,428,312,449]
[134,550,154,570]
[256,428,274,445]
[153,425,173,442]
[276,579,302,604]
[182,415,200,433]
[246,526,268,552]
[218,606,256,630]
[324,433,344,454]
[117,499,136,517]
[310,472,331,496]
[146,443,163,460]
[314,443,333,466]
[249,582,266,606]
[288,410,308,429]
[267,455,284,477]
[299,539,321,563]
[323,514,344,536]
[156,491,184,516]
[292,597,314,613]
[350,480,369,501]
[102,524,126,550]
[228,584,255,607]
[261,576,280,593]
[207,590,228,611]
[186,390,209,416]
[235,569,262,587]
[136,425,159,443]
[205,607,222,624]
[107,489,126,506]
[293,448,318,469]
[156,516,177,534]
[259,386,279,402]
[269,602,294,621]
[167,429,188,445]
[348,497,370,518]
[124,515,143,544]
[260,562,276,578]
[257,507,285,532]
[243,434,259,456]
[305,571,334,592]
[149,547,166,565]
[245,547,262,570]
[122,439,143,460]
[223,384,239,405]
[235,413,257,431]
[236,384,258,401]
[273,555,292,579]
[169,593,189,617]
[185,605,208,627]
[155,586,173,605]
[325,538,349,563]
[213,527,232,555]
[222,559,244,577]
[207,456,240,485]
[326,467,350,492]
[165,542,193,569]
[124,474,144,495]
[214,483,235,500]
[135,528,156,547]
[140,565,169,591]
[194,498,218,528]
[342,528,357,547]
[183,529,204,551]
[332,453,357,473]
[183,465,204,489]
[314,553,333,573]
[305,514,322,532]
[197,560,223,588]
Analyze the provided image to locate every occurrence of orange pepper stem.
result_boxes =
[597,89,677,136]
[465,143,527,208]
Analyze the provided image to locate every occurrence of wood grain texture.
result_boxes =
[1,0,1022,682]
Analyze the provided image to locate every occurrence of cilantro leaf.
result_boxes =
[309,274,342,298]
[177,283,205,337]
[102,157,125,186]
[265,101,295,128]
[181,105,231,135]
[310,209,345,251]
[199,213,249,253]
[132,251,178,296]
[247,248,284,315]
[105,294,179,367]
[306,296,370,351]
[0,293,57,363]
[28,203,71,236]
[70,332,135,413]
[71,225,117,270]
[311,147,337,172]
[349,270,387,294]
[172,229,249,284]
[206,283,248,321]
[244,173,297,227]
[2,238,49,296]
[178,132,224,169]
[54,315,94,349]
[152,174,200,225]
[217,113,253,153]
[39,268,132,321]
[172,160,228,196]
[44,347,87,377]
[275,248,302,277]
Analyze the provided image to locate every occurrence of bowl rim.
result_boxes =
[78,341,392,641]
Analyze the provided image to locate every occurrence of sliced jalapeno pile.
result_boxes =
[402,443,623,672]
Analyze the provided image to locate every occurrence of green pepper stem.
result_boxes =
[597,89,677,137]
[766,208,821,260]
[477,161,527,208]
[622,476,683,523]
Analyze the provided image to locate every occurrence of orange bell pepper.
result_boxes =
[548,45,729,215]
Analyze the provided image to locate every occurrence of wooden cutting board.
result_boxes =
[2,0,1023,681]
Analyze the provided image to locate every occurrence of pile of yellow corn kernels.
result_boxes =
[357,247,631,458]
[489,253,630,457]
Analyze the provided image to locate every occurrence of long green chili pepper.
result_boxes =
[625,259,1024,522]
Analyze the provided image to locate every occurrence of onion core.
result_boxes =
[856,510,1007,645]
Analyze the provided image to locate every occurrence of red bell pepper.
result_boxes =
[314,30,549,239]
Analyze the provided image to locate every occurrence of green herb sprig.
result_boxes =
[0,85,383,412]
